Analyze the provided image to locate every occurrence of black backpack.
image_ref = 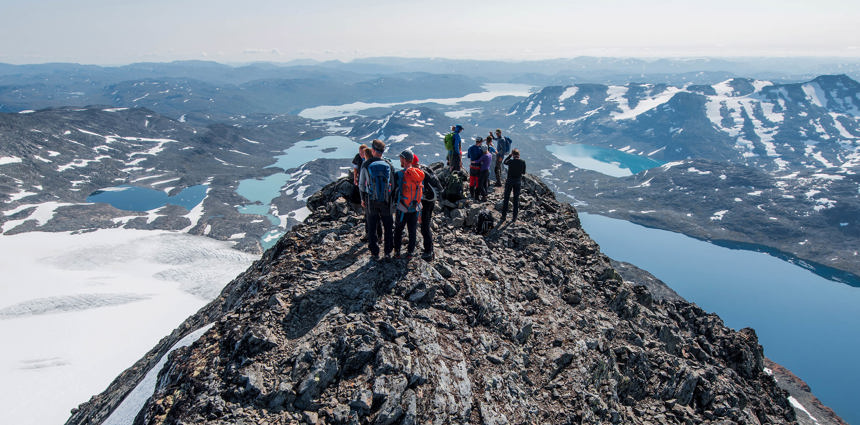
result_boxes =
[475,210,494,235]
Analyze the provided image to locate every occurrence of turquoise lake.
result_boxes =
[547,144,859,422]
[579,214,860,424]
[547,143,664,177]
[236,135,360,249]
[86,185,207,211]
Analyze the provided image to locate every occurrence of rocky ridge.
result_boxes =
[67,169,797,425]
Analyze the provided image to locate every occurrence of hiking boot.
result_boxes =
[421,251,434,261]
[360,235,368,242]
[494,182,502,187]
[370,253,380,262]
[393,251,402,259]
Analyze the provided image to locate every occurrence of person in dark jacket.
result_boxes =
[450,124,464,172]
[467,136,484,199]
[412,154,442,260]
[492,129,512,187]
[477,144,492,201]
[358,139,395,259]
[501,149,526,223]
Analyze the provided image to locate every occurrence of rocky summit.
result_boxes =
[67,166,796,425]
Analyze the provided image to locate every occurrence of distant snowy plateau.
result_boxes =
[0,74,859,424]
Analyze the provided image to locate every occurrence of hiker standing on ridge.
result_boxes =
[486,136,498,188]
[359,139,395,260]
[391,150,424,259]
[500,148,526,223]
[450,124,464,172]
[467,136,484,199]
[492,129,512,187]
[478,144,492,202]
[412,154,442,261]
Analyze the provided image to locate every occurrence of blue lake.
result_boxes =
[86,185,207,211]
[547,143,663,176]
[236,135,360,249]
[579,212,860,424]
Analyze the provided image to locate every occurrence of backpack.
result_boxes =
[444,132,455,151]
[366,159,393,203]
[395,168,424,213]
[475,210,494,235]
[443,172,465,202]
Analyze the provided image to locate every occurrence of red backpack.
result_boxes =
[396,167,425,213]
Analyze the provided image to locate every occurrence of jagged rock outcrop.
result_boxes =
[67,168,796,425]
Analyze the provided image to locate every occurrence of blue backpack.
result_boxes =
[366,159,393,203]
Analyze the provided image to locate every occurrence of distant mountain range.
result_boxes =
[503,75,860,281]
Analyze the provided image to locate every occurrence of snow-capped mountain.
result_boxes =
[509,75,860,173]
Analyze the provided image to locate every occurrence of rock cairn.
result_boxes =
[68,165,796,425]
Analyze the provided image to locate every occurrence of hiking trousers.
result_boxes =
[367,201,394,256]
[420,200,435,254]
[502,180,522,220]
[394,210,418,255]
[494,157,504,185]
[479,169,490,198]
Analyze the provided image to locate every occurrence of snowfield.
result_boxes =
[0,229,257,425]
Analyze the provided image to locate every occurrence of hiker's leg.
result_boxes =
[367,206,381,256]
[420,201,434,254]
[512,183,522,220]
[393,212,405,254]
[405,212,418,254]
[382,209,395,256]
[502,183,512,219]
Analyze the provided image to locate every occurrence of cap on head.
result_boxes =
[475,137,483,143]
[454,125,464,132]
[371,139,386,153]
[481,145,489,153]
[399,150,414,164]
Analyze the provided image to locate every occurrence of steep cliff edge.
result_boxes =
[67,170,798,425]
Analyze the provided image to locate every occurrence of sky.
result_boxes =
[0,0,858,65]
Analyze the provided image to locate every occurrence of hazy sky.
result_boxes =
[1,0,858,65]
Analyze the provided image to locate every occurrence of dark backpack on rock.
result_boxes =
[443,172,465,202]
[475,210,494,235]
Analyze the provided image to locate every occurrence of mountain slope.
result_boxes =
[66,172,798,425]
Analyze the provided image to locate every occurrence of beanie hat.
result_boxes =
[399,150,414,163]
[411,154,419,165]
[454,125,464,132]
[481,145,489,153]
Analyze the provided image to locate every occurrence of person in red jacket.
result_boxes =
[392,150,425,259]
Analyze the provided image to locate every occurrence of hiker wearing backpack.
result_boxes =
[500,149,526,223]
[492,129,513,187]
[467,136,484,199]
[391,150,425,259]
[358,139,396,260]
[443,125,455,167]
[412,154,442,260]
[478,144,493,202]
[450,124,464,172]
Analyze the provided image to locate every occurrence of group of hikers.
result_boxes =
[350,125,525,261]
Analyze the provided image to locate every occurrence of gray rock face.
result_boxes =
[67,172,797,425]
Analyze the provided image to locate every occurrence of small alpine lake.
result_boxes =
[86,185,207,211]
[236,135,360,249]
[547,143,664,177]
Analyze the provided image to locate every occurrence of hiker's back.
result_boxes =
[366,158,393,203]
